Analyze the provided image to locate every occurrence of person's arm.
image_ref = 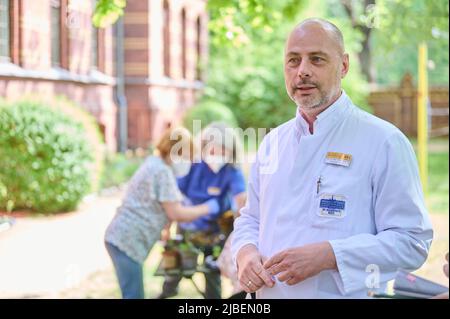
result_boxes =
[229,168,247,217]
[160,222,172,241]
[233,192,246,217]
[155,166,219,223]
[161,199,220,223]
[328,132,433,295]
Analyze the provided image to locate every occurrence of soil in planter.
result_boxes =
[180,250,199,270]
[162,250,180,270]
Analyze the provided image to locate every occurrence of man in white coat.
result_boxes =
[231,18,433,298]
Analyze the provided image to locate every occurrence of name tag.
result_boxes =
[207,187,221,196]
[318,194,346,218]
[325,152,352,167]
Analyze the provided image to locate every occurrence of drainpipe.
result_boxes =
[114,16,127,153]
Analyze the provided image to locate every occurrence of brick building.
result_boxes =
[0,0,208,151]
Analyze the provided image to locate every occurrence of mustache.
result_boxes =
[292,80,319,91]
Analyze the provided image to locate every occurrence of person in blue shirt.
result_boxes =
[158,122,247,299]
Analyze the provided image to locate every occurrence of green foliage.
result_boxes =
[0,100,95,214]
[205,0,371,129]
[205,42,294,129]
[372,35,449,86]
[326,0,449,85]
[182,99,238,133]
[207,0,305,47]
[92,0,126,28]
[428,149,449,214]
[370,0,449,85]
[371,0,448,48]
[99,152,144,189]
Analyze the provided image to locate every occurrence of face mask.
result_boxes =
[171,161,191,177]
[205,155,227,174]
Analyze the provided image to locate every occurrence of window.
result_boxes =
[163,0,170,77]
[195,16,202,81]
[91,25,98,68]
[50,0,61,66]
[91,0,100,70]
[50,0,69,68]
[0,0,9,61]
[181,8,187,78]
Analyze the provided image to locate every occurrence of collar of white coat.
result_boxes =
[294,90,352,139]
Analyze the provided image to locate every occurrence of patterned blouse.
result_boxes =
[105,156,182,263]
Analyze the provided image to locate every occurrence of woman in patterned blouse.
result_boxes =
[104,127,221,299]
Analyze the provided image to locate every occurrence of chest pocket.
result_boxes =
[309,164,363,232]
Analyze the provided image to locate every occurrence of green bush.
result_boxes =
[100,152,145,189]
[182,100,238,134]
[0,100,95,214]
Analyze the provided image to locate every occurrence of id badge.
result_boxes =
[318,194,346,218]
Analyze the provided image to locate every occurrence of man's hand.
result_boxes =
[236,244,275,293]
[263,242,337,286]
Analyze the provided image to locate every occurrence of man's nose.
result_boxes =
[297,60,312,78]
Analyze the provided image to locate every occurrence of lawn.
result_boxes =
[428,149,449,215]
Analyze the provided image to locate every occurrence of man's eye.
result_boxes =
[311,56,324,63]
[288,58,300,65]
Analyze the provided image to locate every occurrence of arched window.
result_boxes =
[163,0,170,77]
[50,0,69,69]
[50,0,61,66]
[180,8,187,79]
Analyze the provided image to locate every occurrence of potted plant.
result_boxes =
[217,210,234,236]
[162,239,180,270]
[204,244,222,270]
[178,241,200,270]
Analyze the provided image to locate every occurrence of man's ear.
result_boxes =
[341,53,349,78]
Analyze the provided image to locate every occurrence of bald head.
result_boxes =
[289,18,345,54]
[283,18,350,116]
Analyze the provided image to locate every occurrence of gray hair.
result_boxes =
[196,121,243,166]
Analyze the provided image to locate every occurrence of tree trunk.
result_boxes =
[340,0,376,83]
[357,27,375,83]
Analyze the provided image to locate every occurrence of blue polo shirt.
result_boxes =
[177,160,246,232]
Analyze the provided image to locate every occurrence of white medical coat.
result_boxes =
[231,91,433,298]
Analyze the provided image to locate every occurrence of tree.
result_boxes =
[328,0,449,84]
[92,0,126,28]
[339,0,376,83]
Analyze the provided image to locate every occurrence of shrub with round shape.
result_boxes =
[0,100,95,214]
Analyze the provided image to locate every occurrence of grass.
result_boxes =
[428,150,449,214]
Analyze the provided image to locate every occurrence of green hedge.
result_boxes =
[182,99,238,134]
[0,100,96,214]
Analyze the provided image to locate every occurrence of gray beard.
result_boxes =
[294,93,329,110]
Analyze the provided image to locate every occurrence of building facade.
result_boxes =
[0,0,208,151]
[123,0,207,149]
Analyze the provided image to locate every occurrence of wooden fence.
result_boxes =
[368,73,449,138]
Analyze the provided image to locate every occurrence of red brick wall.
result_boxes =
[0,0,117,151]
[0,0,209,151]
[125,0,208,149]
